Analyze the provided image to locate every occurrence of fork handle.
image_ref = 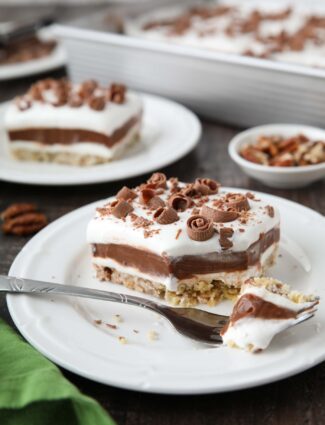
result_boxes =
[1,275,158,312]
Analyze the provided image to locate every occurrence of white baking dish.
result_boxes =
[53,1,325,127]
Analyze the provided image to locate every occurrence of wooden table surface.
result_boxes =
[1,6,325,425]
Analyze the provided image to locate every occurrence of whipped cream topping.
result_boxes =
[87,181,280,257]
[126,1,325,67]
[5,91,142,136]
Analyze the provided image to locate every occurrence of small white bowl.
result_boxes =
[228,124,325,189]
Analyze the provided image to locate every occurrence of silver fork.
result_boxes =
[0,275,317,345]
[1,275,227,344]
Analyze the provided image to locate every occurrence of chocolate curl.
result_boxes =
[194,178,220,195]
[182,184,199,198]
[78,80,98,98]
[186,215,214,241]
[225,193,250,211]
[29,84,43,101]
[168,194,192,212]
[153,207,179,224]
[111,200,133,219]
[148,196,165,210]
[201,204,238,223]
[88,95,106,111]
[110,83,126,104]
[147,172,167,189]
[116,186,137,201]
[139,188,156,205]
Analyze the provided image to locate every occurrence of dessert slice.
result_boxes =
[4,78,142,166]
[87,174,280,306]
[221,277,318,352]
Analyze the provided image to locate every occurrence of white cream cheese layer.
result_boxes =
[4,91,142,136]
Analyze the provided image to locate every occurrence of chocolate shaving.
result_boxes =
[201,204,239,223]
[111,200,133,219]
[194,178,220,195]
[133,216,152,228]
[116,186,137,201]
[225,193,250,211]
[168,194,192,212]
[147,172,167,189]
[219,227,234,250]
[266,205,275,218]
[153,207,179,225]
[186,215,214,241]
[220,227,234,238]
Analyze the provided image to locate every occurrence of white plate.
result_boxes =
[7,189,325,394]
[0,94,201,185]
[0,29,67,81]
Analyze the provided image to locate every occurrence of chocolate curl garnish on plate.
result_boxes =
[111,200,133,219]
[225,193,250,211]
[147,172,167,189]
[168,194,192,212]
[116,186,137,201]
[153,207,179,224]
[201,204,238,223]
[194,178,220,195]
[186,215,214,241]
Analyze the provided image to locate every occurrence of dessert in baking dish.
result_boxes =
[4,78,142,165]
[87,174,280,306]
[126,1,325,67]
[221,277,318,352]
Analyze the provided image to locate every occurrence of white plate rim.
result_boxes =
[6,189,325,394]
[0,93,201,186]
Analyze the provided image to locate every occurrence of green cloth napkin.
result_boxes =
[0,319,116,425]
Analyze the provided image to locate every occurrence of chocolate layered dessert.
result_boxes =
[4,78,142,166]
[221,277,318,352]
[87,174,280,306]
[126,1,325,67]
[0,36,56,65]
